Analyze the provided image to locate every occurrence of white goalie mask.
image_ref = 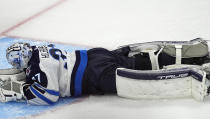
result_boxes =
[6,42,32,70]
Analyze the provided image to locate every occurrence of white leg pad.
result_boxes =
[116,67,209,101]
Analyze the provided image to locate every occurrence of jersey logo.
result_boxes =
[26,65,31,76]
[49,47,68,69]
[32,73,41,83]
[49,48,67,60]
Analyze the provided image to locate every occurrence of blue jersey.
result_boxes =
[22,45,88,105]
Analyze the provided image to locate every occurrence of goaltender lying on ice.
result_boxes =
[1,38,210,105]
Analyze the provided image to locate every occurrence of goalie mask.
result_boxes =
[6,42,32,70]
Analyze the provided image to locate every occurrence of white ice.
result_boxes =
[1,0,210,119]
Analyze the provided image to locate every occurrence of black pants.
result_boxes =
[82,47,135,95]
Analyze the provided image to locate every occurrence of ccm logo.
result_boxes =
[157,73,189,80]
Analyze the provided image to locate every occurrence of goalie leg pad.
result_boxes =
[116,67,209,101]
[121,38,209,70]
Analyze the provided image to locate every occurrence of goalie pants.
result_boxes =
[82,47,136,95]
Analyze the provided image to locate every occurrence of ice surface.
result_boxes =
[7,0,210,48]
[0,0,58,33]
[0,97,77,119]
[31,95,210,119]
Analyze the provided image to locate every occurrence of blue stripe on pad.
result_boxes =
[117,68,203,82]
[190,70,203,82]
[74,50,88,96]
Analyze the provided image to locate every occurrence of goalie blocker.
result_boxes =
[0,68,26,102]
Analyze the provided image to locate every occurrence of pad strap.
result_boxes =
[147,50,158,70]
[175,45,182,64]
[141,49,159,70]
